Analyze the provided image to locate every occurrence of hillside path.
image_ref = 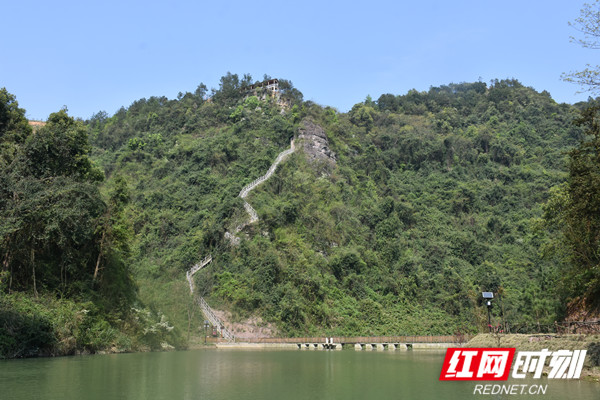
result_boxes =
[187,138,296,341]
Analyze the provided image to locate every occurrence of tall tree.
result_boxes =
[20,109,103,182]
[562,1,600,93]
[0,104,133,307]
[552,1,600,311]
[0,88,31,168]
[212,72,243,106]
[562,104,600,308]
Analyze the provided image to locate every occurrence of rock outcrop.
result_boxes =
[297,119,336,166]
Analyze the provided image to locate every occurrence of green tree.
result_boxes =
[93,176,134,306]
[553,2,600,311]
[562,1,600,93]
[20,109,103,182]
[349,103,376,131]
[0,106,131,305]
[561,104,600,307]
[377,93,400,112]
[0,176,105,295]
[0,88,31,167]
[212,72,244,106]
[278,79,304,105]
[194,83,208,100]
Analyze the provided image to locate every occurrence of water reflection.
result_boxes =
[0,350,598,400]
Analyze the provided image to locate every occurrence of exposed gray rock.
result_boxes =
[297,119,336,166]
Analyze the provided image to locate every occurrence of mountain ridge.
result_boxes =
[86,76,581,338]
[0,76,590,358]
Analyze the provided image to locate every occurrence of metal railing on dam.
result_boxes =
[227,335,472,345]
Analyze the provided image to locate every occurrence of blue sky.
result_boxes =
[0,0,595,120]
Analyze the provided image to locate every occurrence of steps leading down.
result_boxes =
[226,138,295,243]
[186,255,235,342]
[187,138,296,341]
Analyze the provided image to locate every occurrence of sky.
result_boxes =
[0,0,596,120]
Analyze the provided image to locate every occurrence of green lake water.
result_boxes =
[1,349,599,400]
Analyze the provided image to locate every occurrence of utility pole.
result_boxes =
[482,292,494,333]
[204,320,210,345]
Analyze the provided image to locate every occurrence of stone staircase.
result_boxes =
[226,138,296,242]
[185,255,235,342]
[187,139,296,341]
[196,296,235,342]
[185,255,213,294]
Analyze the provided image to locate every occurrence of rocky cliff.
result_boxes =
[297,119,336,166]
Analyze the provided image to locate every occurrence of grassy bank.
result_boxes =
[466,333,600,382]
[0,292,185,359]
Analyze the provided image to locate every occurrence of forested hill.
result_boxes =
[0,75,592,357]
[86,76,583,337]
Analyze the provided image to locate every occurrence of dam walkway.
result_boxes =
[214,335,473,350]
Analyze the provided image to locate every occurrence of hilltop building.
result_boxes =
[242,78,280,100]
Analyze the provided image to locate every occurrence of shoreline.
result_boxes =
[466,333,600,383]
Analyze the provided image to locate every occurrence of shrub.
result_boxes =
[588,342,600,367]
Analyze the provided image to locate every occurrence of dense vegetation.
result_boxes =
[0,89,181,358]
[544,99,600,313]
[85,75,585,337]
[2,72,598,357]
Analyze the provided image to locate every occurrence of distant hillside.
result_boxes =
[85,75,585,339]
